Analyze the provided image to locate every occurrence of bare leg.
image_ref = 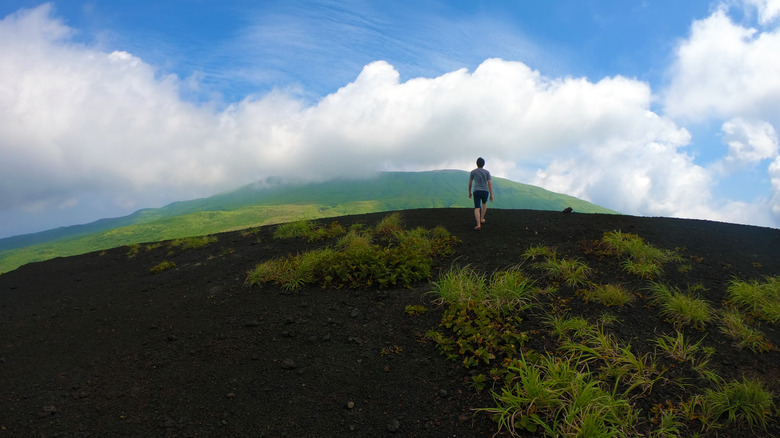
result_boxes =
[481,204,487,223]
[474,208,482,229]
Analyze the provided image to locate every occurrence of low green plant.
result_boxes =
[651,409,683,438]
[727,277,780,323]
[248,216,457,290]
[428,301,528,369]
[487,268,538,311]
[274,219,347,241]
[545,314,595,342]
[126,243,141,258]
[540,257,592,287]
[581,284,634,307]
[622,257,663,279]
[430,265,487,304]
[702,378,774,429]
[373,212,404,237]
[719,309,773,352]
[404,304,428,315]
[602,231,680,279]
[169,235,217,249]
[273,220,316,239]
[150,260,176,273]
[653,331,706,364]
[602,231,680,263]
[522,244,557,260]
[481,352,638,437]
[430,266,537,310]
[648,282,714,329]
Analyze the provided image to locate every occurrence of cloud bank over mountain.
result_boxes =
[1,2,780,236]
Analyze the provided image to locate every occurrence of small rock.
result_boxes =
[166,335,178,342]
[244,320,260,327]
[347,401,355,409]
[226,392,235,398]
[281,358,297,370]
[387,419,400,433]
[350,308,361,318]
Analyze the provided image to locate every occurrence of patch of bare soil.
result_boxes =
[1,208,779,437]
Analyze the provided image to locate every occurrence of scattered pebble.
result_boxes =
[281,358,297,370]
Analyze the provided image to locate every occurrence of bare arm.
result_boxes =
[468,179,473,198]
[488,180,494,201]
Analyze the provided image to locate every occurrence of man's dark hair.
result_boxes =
[476,157,485,168]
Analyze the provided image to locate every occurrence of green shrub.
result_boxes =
[247,215,457,290]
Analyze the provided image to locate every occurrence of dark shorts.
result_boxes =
[473,190,489,208]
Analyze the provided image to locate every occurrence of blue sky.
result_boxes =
[2,0,780,238]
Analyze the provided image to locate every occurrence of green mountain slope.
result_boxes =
[0,170,617,274]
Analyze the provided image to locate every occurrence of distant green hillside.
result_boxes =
[0,170,617,274]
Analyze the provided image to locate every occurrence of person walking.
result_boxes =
[468,157,493,230]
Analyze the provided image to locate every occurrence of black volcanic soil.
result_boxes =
[1,208,779,437]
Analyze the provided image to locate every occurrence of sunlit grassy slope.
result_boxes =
[0,170,617,274]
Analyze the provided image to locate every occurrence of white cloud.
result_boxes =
[770,156,780,218]
[721,117,778,166]
[658,1,780,227]
[663,6,780,122]
[742,0,780,24]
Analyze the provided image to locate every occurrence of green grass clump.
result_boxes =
[601,231,680,279]
[719,309,773,352]
[580,284,635,307]
[169,235,217,249]
[727,277,780,323]
[648,282,715,329]
[431,265,537,310]
[481,352,637,437]
[150,260,176,273]
[653,331,708,364]
[273,220,346,241]
[521,244,557,260]
[702,378,775,429]
[540,257,592,287]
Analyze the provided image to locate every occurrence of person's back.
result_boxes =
[468,157,493,230]
[470,167,491,191]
